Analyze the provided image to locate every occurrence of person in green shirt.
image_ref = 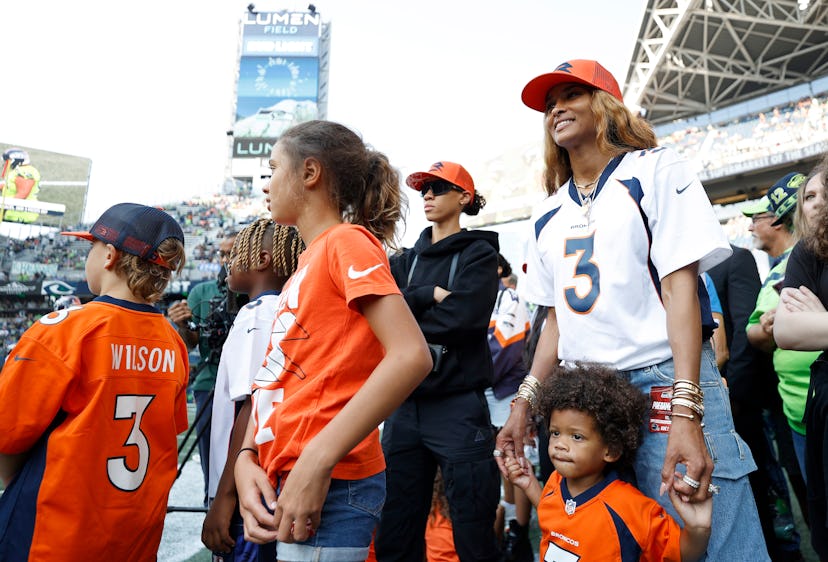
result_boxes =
[168,233,237,505]
[745,174,819,481]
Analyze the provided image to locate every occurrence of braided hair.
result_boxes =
[230,218,305,281]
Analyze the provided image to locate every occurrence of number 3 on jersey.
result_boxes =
[107,394,154,492]
[564,234,600,314]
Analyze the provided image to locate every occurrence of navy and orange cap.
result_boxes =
[406,161,475,197]
[62,203,184,269]
[521,59,624,112]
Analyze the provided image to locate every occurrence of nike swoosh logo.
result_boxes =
[348,264,383,279]
[676,182,693,194]
[247,327,258,333]
[14,356,35,361]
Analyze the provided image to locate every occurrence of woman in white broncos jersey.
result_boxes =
[494,59,768,560]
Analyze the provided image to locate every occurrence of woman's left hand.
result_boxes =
[662,416,714,502]
[781,286,826,313]
[273,450,332,543]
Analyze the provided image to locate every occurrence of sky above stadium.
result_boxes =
[2,0,646,239]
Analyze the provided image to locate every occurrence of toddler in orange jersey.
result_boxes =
[0,203,188,562]
[233,120,433,562]
[504,363,712,562]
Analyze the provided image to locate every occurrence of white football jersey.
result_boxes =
[208,292,280,499]
[521,147,731,370]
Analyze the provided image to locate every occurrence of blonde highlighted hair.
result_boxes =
[542,90,657,195]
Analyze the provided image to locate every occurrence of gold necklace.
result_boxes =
[573,159,613,192]
[573,177,599,191]
[576,186,595,220]
[573,159,613,222]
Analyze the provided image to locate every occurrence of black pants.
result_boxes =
[806,359,828,560]
[732,398,803,559]
[376,390,500,562]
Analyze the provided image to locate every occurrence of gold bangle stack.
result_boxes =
[671,379,704,421]
[514,375,542,412]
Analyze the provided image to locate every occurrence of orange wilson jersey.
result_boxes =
[0,296,189,561]
[252,224,400,482]
[537,471,681,562]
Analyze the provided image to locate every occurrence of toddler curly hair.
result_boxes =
[538,363,648,471]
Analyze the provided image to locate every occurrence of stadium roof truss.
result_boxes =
[625,0,828,125]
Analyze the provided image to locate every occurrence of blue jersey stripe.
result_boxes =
[619,177,716,341]
[0,411,65,559]
[535,206,561,240]
[606,503,643,562]
[619,178,661,299]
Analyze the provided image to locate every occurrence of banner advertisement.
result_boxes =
[233,11,322,157]
[11,261,59,277]
[0,280,42,296]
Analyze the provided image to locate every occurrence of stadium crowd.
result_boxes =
[661,92,828,173]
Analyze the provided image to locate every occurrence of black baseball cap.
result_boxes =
[62,203,184,269]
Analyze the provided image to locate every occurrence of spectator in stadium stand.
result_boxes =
[774,154,828,561]
[167,231,238,506]
[740,173,813,560]
[745,173,819,484]
[496,59,768,560]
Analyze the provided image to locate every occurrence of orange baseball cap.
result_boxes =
[406,161,475,196]
[521,59,623,112]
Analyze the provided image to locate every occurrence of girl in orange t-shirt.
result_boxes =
[233,120,433,562]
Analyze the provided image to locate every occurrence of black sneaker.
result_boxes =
[502,519,533,562]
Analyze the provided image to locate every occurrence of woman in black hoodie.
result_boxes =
[375,161,501,562]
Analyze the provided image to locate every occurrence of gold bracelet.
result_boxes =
[524,374,542,391]
[515,382,538,411]
[669,411,697,422]
[673,379,702,392]
[672,390,704,403]
[516,387,537,409]
[671,397,704,418]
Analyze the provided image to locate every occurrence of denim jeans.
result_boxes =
[267,473,385,562]
[791,428,807,485]
[619,343,769,561]
[211,508,258,562]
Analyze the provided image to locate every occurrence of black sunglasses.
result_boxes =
[421,180,463,197]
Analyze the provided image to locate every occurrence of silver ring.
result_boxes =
[682,474,701,490]
[708,483,720,495]
[492,449,503,458]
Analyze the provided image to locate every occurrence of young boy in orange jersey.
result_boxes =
[504,363,712,562]
[0,203,189,562]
